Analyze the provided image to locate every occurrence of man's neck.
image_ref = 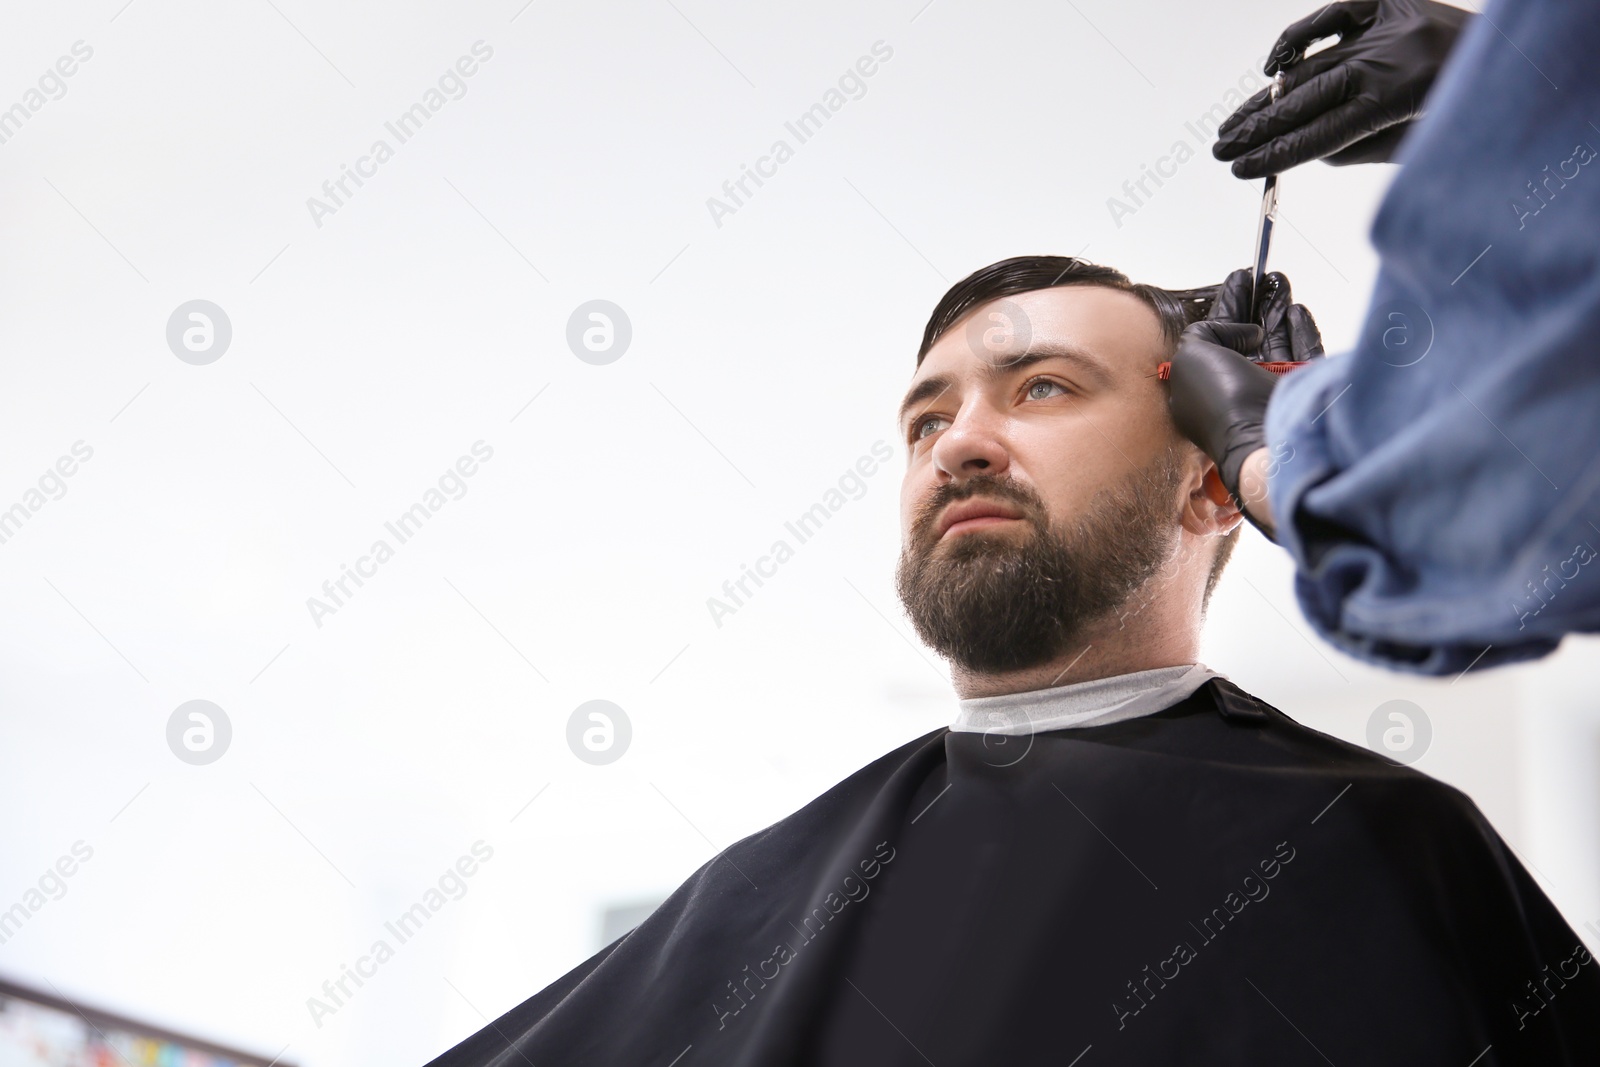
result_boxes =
[948,612,1200,700]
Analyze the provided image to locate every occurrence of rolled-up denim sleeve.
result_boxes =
[1263,0,1600,676]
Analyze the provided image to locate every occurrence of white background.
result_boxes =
[0,1,1595,1065]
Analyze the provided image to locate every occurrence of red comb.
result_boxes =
[1156,360,1309,381]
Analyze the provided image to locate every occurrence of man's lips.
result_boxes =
[936,497,1026,538]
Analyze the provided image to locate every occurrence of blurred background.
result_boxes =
[0,0,1594,1064]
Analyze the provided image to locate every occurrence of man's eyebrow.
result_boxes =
[896,344,1114,430]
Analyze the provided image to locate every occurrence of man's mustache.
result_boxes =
[911,475,1047,547]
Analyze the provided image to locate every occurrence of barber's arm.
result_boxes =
[1212,0,1473,178]
[1211,0,1600,677]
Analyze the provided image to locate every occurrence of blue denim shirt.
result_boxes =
[1264,0,1600,676]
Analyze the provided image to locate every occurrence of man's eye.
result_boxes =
[1026,378,1068,400]
[913,415,948,441]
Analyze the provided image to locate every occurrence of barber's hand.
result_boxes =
[1208,267,1324,365]
[1169,325,1275,509]
[1212,0,1473,179]
[1168,270,1323,505]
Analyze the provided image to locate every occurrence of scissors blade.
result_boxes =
[1251,173,1279,316]
[1249,72,1286,319]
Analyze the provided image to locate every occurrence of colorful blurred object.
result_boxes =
[0,977,285,1067]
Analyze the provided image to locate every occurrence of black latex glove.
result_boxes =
[1212,0,1473,179]
[1210,268,1325,364]
[1168,270,1324,533]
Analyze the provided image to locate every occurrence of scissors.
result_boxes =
[1155,72,1310,382]
[1250,72,1285,322]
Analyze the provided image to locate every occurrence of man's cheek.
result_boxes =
[899,478,923,531]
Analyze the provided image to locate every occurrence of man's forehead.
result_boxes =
[915,285,1167,382]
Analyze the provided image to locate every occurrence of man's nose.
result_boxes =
[931,402,1010,481]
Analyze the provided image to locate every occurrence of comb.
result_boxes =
[1155,360,1308,381]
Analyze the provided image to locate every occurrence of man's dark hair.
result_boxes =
[918,255,1216,362]
[916,255,1239,608]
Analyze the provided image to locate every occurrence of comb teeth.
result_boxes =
[1156,360,1309,381]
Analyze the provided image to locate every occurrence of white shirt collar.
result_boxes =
[949,663,1224,736]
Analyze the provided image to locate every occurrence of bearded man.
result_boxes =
[423,257,1600,1067]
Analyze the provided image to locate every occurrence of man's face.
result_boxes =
[894,285,1194,675]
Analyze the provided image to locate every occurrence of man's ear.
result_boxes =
[1201,465,1233,508]
[1182,458,1243,537]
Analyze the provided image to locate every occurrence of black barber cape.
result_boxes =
[424,679,1599,1065]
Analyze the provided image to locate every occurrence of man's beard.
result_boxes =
[894,452,1185,675]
